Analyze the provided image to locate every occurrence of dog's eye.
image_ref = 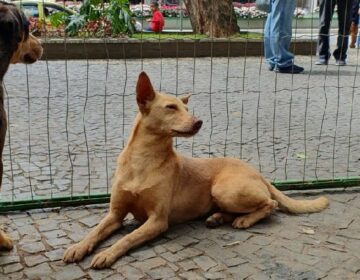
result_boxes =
[166,104,178,110]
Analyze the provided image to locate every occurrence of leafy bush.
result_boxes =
[30,0,135,37]
[67,0,135,37]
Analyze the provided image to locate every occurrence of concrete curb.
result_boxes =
[40,38,317,59]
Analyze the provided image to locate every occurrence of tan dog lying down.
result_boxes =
[63,72,329,268]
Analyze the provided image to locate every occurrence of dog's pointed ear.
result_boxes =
[136,72,155,112]
[180,94,191,105]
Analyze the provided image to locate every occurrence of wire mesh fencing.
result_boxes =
[1,0,360,211]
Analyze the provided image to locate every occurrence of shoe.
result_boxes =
[335,59,347,66]
[268,64,275,71]
[315,58,328,65]
[274,64,304,74]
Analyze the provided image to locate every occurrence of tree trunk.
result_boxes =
[183,0,239,37]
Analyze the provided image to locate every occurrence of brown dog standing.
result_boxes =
[64,72,329,268]
[0,1,43,250]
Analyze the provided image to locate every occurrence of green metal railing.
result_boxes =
[0,177,359,213]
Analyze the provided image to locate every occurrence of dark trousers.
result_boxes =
[317,0,352,60]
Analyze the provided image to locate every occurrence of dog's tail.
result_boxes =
[267,183,329,214]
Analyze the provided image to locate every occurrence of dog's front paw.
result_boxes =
[0,231,13,251]
[91,249,116,269]
[63,242,93,263]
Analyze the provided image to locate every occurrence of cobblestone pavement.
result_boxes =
[0,189,359,279]
[0,49,360,279]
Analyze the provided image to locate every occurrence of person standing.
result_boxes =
[146,1,165,33]
[316,0,352,66]
[264,0,304,74]
[349,0,360,48]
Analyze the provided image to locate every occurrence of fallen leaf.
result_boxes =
[301,227,315,235]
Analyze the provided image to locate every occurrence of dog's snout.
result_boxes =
[23,54,36,64]
[193,119,203,131]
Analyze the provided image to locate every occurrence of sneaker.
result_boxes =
[274,64,304,74]
[315,58,328,65]
[335,59,347,66]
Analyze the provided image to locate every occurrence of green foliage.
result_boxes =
[64,0,135,37]
[48,12,69,28]
[65,14,86,36]
[107,0,135,35]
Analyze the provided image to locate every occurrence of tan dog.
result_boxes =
[0,1,43,250]
[63,72,329,268]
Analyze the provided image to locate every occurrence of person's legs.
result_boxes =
[264,6,275,70]
[317,0,335,62]
[333,0,352,60]
[266,0,297,69]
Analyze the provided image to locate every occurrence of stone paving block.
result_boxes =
[87,268,115,280]
[153,244,167,254]
[145,265,176,279]
[203,271,228,280]
[19,241,46,254]
[53,263,86,280]
[178,259,198,271]
[45,248,65,262]
[3,263,23,274]
[79,216,100,228]
[38,220,59,232]
[24,255,48,267]
[116,265,145,280]
[223,257,248,267]
[0,256,20,266]
[129,247,157,261]
[173,236,199,247]
[24,262,53,279]
[167,262,180,273]
[12,216,33,227]
[46,237,72,247]
[194,239,236,261]
[228,263,257,279]
[65,209,92,220]
[42,229,67,240]
[163,242,184,253]
[17,224,40,237]
[193,255,218,272]
[178,271,206,280]
[4,271,25,280]
[132,257,167,271]
[104,274,125,280]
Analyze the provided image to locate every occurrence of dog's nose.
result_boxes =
[23,54,37,64]
[193,119,203,130]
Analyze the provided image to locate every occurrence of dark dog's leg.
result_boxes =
[0,97,7,187]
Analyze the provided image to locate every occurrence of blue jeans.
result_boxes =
[264,0,296,69]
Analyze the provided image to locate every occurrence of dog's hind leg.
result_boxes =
[232,200,278,229]
[211,177,277,229]
[205,212,235,228]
